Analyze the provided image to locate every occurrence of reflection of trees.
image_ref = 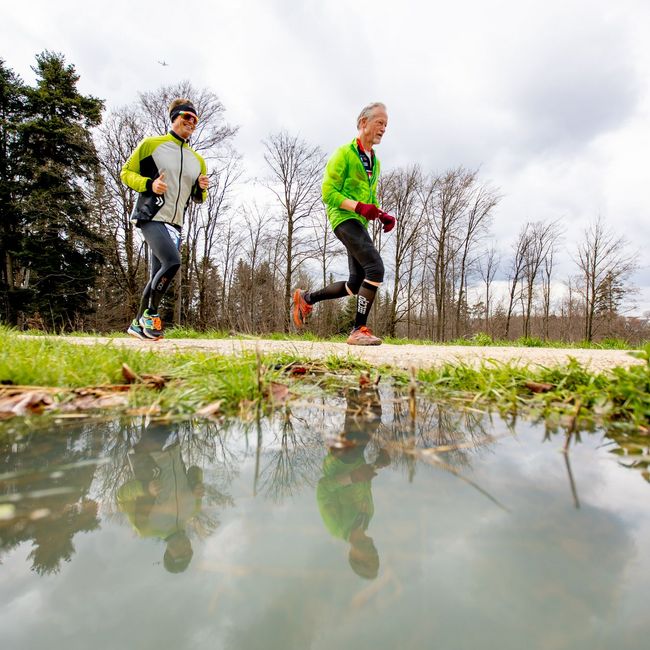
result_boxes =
[378,389,498,479]
[0,423,102,575]
[256,407,324,502]
[0,417,244,573]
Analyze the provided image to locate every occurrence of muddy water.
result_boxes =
[1,388,648,650]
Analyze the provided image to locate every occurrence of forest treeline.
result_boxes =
[0,53,647,342]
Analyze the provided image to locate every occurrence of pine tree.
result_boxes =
[0,59,26,323]
[15,51,105,329]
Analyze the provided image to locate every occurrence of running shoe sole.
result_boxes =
[127,326,147,340]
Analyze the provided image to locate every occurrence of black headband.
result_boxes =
[170,102,198,122]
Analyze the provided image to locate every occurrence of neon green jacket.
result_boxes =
[321,138,380,231]
[121,131,207,228]
[316,452,374,542]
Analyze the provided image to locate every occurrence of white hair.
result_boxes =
[356,102,387,129]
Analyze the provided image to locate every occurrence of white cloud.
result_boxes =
[2,0,649,312]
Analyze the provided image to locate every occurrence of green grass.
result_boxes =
[164,326,231,339]
[2,328,648,430]
[0,328,373,417]
[415,345,650,430]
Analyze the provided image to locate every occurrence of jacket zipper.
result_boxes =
[173,142,184,225]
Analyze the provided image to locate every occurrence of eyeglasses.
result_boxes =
[178,111,198,125]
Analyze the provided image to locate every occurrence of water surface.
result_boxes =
[1,388,648,650]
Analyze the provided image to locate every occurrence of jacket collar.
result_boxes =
[169,129,188,144]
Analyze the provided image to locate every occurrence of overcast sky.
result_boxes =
[3,0,650,313]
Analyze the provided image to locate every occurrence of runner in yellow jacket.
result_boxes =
[121,97,208,340]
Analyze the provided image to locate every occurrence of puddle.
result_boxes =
[1,387,648,650]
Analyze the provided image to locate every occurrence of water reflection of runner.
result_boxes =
[117,424,204,573]
[316,389,390,579]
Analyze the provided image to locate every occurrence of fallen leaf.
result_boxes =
[141,374,167,390]
[0,391,54,416]
[524,380,554,393]
[197,400,223,418]
[122,363,140,384]
[67,394,129,411]
[265,382,290,404]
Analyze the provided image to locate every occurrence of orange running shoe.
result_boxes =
[346,326,382,346]
[292,289,313,328]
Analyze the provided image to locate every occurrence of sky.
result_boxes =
[2,0,650,314]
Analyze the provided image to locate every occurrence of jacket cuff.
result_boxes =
[145,179,153,193]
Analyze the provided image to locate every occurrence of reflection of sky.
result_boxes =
[1,414,649,650]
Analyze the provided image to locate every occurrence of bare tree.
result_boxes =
[521,219,562,338]
[504,223,533,339]
[379,165,424,336]
[138,80,237,157]
[214,218,243,330]
[478,244,500,334]
[575,217,639,341]
[95,108,148,320]
[417,167,497,341]
[454,181,499,337]
[541,246,557,341]
[185,149,242,326]
[262,131,326,331]
[419,168,473,340]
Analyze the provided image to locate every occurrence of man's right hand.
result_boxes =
[152,171,167,195]
[355,202,380,221]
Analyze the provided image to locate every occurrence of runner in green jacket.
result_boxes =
[292,102,396,345]
[316,388,390,579]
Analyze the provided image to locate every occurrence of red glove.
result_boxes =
[378,211,396,233]
[355,202,380,220]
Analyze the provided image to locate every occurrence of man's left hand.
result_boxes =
[379,211,396,233]
[198,174,209,190]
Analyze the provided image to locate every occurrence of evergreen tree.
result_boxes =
[0,59,26,323]
[15,51,105,329]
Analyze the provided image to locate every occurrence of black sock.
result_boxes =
[306,281,349,304]
[354,281,378,328]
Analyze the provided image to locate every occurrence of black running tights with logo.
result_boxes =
[306,219,384,328]
[137,221,182,319]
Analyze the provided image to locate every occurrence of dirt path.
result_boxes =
[42,336,643,372]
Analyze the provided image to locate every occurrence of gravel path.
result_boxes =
[43,336,643,372]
